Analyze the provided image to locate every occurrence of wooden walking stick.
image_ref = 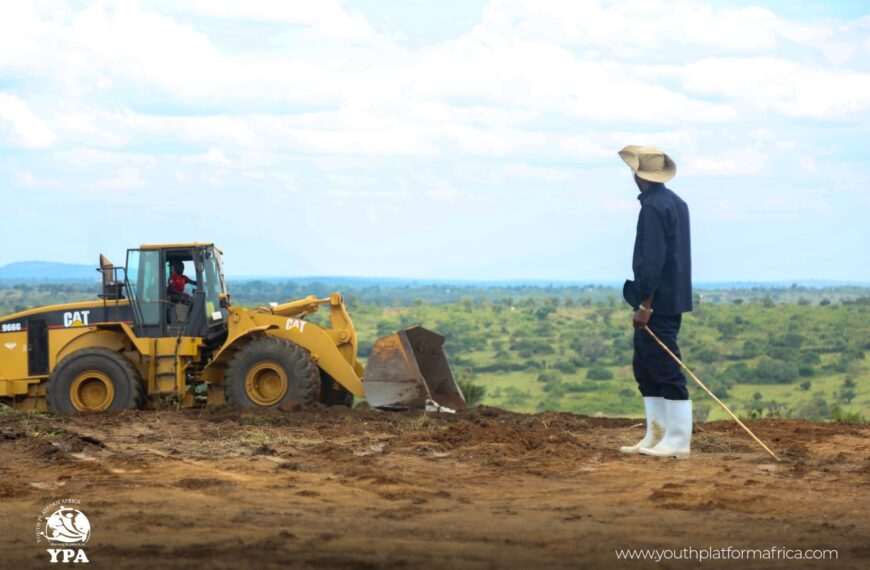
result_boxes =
[643,325,781,462]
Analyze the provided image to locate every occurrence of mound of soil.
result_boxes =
[0,406,867,569]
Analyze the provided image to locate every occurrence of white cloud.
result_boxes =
[425,182,460,202]
[0,93,57,148]
[682,146,769,176]
[61,3,229,97]
[481,0,840,56]
[182,0,376,39]
[799,157,820,175]
[54,148,158,168]
[414,33,736,124]
[680,57,870,118]
[0,2,57,64]
[182,147,236,167]
[0,2,867,219]
[99,167,146,190]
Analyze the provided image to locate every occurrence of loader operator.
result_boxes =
[168,260,197,301]
[617,145,693,459]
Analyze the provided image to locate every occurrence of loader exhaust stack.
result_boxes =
[364,326,467,411]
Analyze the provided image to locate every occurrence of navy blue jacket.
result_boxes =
[623,184,693,315]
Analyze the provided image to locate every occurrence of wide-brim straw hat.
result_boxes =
[618,145,676,183]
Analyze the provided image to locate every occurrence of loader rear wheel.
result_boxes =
[47,348,145,413]
[225,338,320,409]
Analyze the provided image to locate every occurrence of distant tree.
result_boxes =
[775,333,804,348]
[795,396,831,420]
[580,337,608,364]
[723,362,752,383]
[534,305,556,320]
[742,340,761,359]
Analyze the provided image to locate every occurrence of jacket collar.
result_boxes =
[638,183,665,203]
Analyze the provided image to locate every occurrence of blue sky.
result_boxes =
[1,0,868,281]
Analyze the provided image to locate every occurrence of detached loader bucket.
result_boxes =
[364,326,466,411]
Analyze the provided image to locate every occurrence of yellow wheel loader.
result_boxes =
[0,243,466,413]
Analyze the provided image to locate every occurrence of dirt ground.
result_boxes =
[0,405,867,569]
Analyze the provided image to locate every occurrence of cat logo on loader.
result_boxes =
[63,311,90,328]
[0,243,465,414]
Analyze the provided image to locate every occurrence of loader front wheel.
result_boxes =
[47,348,145,413]
[225,338,320,408]
[320,372,354,407]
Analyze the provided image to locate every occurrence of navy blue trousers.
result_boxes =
[632,313,689,401]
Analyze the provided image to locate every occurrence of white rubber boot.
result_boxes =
[640,399,692,458]
[619,397,666,454]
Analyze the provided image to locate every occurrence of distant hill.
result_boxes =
[0,260,867,289]
[0,261,98,282]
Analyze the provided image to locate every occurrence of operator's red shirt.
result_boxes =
[169,274,193,294]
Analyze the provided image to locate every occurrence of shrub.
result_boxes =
[586,366,614,380]
[799,352,821,366]
[795,396,831,420]
[693,403,711,422]
[694,347,720,363]
[722,362,751,383]
[456,379,486,407]
[553,360,578,374]
[563,382,597,393]
[742,340,761,359]
[536,372,560,383]
[542,382,566,395]
[510,338,555,355]
[769,346,798,361]
[754,357,799,384]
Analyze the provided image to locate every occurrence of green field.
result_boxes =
[2,283,868,422]
[343,297,870,422]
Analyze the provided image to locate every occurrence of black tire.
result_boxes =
[225,337,320,409]
[320,372,354,407]
[47,348,145,414]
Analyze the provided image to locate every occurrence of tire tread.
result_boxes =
[225,337,320,408]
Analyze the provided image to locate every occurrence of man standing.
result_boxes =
[617,145,693,458]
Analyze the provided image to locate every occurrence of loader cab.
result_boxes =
[125,243,229,343]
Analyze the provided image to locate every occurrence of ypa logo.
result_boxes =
[35,499,91,564]
[63,311,91,328]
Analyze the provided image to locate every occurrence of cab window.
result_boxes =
[198,247,227,326]
[126,249,161,326]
